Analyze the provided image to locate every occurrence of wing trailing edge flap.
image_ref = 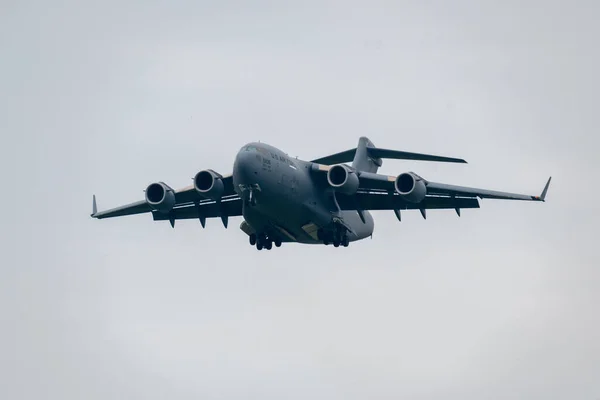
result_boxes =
[337,193,480,214]
[152,198,243,228]
[90,193,240,220]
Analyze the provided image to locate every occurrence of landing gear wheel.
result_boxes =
[333,240,340,247]
[274,239,282,247]
[342,236,349,247]
[256,241,263,250]
[265,240,273,250]
[249,234,257,246]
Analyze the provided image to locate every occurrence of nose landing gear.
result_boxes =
[239,184,261,207]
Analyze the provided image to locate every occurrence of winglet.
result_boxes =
[540,176,551,201]
[91,195,98,217]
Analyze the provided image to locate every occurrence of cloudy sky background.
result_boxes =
[1,0,599,398]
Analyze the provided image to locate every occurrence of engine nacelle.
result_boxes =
[327,164,360,195]
[394,172,427,203]
[194,169,224,200]
[145,182,176,213]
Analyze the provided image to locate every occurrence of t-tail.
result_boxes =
[352,137,382,173]
[352,136,468,173]
[312,136,468,172]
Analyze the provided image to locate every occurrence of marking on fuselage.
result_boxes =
[301,222,320,240]
[274,225,297,241]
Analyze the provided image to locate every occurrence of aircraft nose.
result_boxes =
[233,148,260,183]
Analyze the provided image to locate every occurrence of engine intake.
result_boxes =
[194,169,224,199]
[327,164,360,195]
[394,172,427,203]
[145,182,175,213]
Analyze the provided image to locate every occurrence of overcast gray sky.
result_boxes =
[1,0,599,399]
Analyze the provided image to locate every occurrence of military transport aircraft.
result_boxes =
[91,137,551,250]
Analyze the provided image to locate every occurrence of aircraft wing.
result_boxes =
[91,175,239,223]
[312,164,550,217]
[424,179,551,201]
[336,191,480,212]
[171,174,236,204]
[345,171,551,202]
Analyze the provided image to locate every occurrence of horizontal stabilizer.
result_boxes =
[367,148,467,164]
[311,149,356,165]
[311,146,466,165]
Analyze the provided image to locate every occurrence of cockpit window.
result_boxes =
[257,147,269,155]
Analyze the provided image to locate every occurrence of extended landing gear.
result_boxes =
[241,185,260,207]
[317,228,350,248]
[249,233,281,251]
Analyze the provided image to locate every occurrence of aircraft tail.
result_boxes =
[351,137,382,173]
[311,136,467,172]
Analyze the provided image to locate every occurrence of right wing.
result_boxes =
[91,175,239,223]
[152,197,242,228]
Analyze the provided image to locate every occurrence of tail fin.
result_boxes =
[352,137,382,173]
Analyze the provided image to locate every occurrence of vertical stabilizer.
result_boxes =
[352,136,382,173]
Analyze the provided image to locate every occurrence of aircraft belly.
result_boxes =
[242,165,332,243]
[339,210,374,241]
[234,150,368,244]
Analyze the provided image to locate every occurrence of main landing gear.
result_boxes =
[249,233,281,251]
[317,228,350,247]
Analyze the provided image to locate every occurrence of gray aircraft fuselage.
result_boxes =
[232,142,374,244]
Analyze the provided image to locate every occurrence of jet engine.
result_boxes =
[145,182,176,213]
[394,172,427,203]
[327,164,360,195]
[194,169,224,200]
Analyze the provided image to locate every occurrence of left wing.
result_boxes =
[319,166,551,203]
[312,163,550,216]
[335,192,480,212]
[425,178,552,201]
